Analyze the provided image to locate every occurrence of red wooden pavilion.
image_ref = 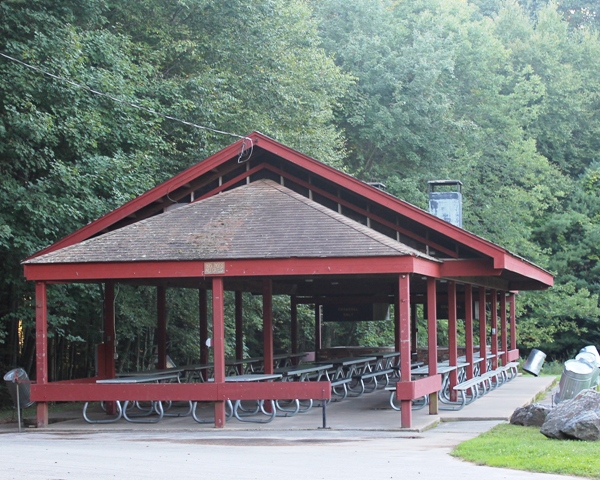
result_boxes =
[23,132,553,428]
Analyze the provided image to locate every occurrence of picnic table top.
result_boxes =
[274,363,333,376]
[315,356,377,366]
[97,373,180,384]
[411,364,458,376]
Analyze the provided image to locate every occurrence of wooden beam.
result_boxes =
[479,287,487,375]
[24,256,439,282]
[398,274,412,427]
[263,279,274,375]
[448,281,458,401]
[464,284,474,380]
[212,277,226,427]
[35,281,48,428]
[235,291,244,363]
[157,286,167,370]
[427,278,438,414]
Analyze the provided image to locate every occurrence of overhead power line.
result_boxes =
[0,51,253,161]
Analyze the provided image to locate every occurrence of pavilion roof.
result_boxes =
[25,179,436,265]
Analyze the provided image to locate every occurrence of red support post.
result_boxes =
[490,289,498,369]
[510,293,517,350]
[479,287,487,374]
[464,285,474,380]
[235,291,244,364]
[314,304,322,353]
[500,293,508,365]
[35,281,48,427]
[263,279,274,375]
[291,296,298,357]
[157,286,167,370]
[212,277,226,427]
[448,281,458,401]
[398,274,412,428]
[427,277,438,415]
[103,281,117,414]
[394,295,400,354]
[103,281,116,376]
[199,288,209,362]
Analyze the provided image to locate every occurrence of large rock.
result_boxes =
[541,389,600,440]
[510,403,552,427]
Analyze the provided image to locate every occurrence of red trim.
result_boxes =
[497,254,553,286]
[26,131,552,288]
[31,381,332,402]
[440,259,502,277]
[24,256,437,282]
[506,349,520,362]
[395,375,442,400]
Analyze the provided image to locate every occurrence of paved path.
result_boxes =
[1,375,584,479]
[0,421,584,480]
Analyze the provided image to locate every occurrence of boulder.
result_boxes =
[541,389,600,441]
[510,403,552,427]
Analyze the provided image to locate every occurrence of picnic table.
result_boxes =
[359,352,400,370]
[83,372,181,424]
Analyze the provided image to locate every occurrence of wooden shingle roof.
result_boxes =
[25,179,437,264]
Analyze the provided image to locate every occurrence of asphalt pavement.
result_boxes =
[0,375,585,480]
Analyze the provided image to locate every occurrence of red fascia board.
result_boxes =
[31,380,331,402]
[395,375,442,400]
[497,254,554,287]
[439,259,502,277]
[27,137,250,260]
[24,256,439,282]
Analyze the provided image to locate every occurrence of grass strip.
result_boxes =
[452,423,600,478]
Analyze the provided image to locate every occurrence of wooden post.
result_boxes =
[35,281,48,428]
[394,295,400,354]
[427,278,438,415]
[448,281,458,401]
[263,279,274,375]
[500,293,508,365]
[212,277,226,427]
[199,289,209,370]
[235,291,244,364]
[157,286,167,370]
[291,295,298,357]
[399,274,412,428]
[103,281,117,414]
[465,285,474,380]
[490,289,498,370]
[478,287,487,374]
[411,302,418,357]
[509,293,517,350]
[314,304,322,354]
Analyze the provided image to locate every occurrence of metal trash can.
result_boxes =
[576,351,600,387]
[3,368,34,408]
[523,348,546,376]
[556,359,594,403]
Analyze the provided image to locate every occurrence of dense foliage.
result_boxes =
[2,0,600,382]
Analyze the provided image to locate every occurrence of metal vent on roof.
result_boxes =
[428,180,463,228]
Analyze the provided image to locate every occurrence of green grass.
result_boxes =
[452,423,600,478]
